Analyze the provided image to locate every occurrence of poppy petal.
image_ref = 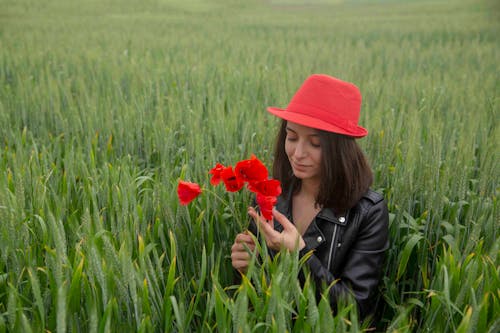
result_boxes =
[177,181,202,205]
[248,179,282,197]
[221,166,244,192]
[234,155,268,183]
[209,163,225,186]
[256,193,277,221]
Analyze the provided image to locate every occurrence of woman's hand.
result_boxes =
[247,207,306,252]
[231,231,257,274]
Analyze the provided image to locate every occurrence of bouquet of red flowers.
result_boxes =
[177,154,281,220]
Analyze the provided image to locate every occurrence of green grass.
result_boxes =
[0,0,498,331]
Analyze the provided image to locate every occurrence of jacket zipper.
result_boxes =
[327,224,338,271]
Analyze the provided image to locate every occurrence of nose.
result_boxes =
[293,140,307,159]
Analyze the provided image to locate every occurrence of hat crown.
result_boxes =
[267,74,367,137]
[288,74,362,126]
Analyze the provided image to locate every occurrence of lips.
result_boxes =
[291,161,310,171]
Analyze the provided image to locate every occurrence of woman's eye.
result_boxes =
[311,141,321,148]
[286,136,297,142]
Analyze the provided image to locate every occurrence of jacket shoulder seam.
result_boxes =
[362,189,384,204]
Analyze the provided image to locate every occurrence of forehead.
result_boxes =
[285,121,319,136]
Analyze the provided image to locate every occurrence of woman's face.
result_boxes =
[284,121,323,183]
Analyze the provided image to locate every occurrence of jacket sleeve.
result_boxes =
[299,200,389,320]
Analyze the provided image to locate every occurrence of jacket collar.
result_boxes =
[317,209,348,225]
[275,183,348,226]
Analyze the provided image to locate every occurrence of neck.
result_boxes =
[299,178,320,199]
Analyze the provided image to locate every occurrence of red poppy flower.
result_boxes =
[256,193,277,221]
[177,181,202,205]
[209,162,225,185]
[234,154,268,183]
[248,179,282,197]
[221,166,244,192]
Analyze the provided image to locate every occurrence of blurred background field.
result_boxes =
[0,0,498,331]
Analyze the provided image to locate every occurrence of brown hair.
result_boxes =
[272,120,373,213]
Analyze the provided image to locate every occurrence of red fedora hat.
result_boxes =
[267,74,367,137]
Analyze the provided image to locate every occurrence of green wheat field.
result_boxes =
[0,0,498,331]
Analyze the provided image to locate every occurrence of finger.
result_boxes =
[235,233,255,244]
[232,260,249,272]
[231,250,250,261]
[256,215,274,237]
[244,229,256,237]
[266,216,274,229]
[240,242,256,252]
[231,246,257,271]
[248,207,271,233]
[248,207,285,250]
[272,208,295,230]
[231,255,248,267]
[247,206,262,223]
[257,220,284,250]
[232,241,256,253]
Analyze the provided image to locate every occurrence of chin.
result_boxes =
[293,171,310,179]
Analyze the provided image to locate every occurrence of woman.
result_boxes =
[231,74,389,321]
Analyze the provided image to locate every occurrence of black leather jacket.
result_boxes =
[250,188,389,320]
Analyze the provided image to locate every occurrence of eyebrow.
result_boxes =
[286,126,320,137]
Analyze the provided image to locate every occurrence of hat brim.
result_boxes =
[267,107,368,138]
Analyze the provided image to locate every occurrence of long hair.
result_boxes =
[272,120,373,213]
